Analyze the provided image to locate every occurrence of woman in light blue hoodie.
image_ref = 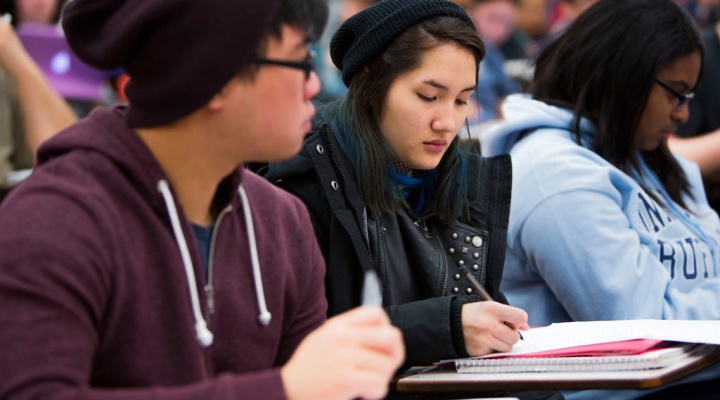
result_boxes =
[483,0,720,397]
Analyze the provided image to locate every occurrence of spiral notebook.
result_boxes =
[436,320,720,374]
[454,343,706,373]
[397,345,720,393]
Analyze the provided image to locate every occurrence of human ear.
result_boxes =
[206,77,240,111]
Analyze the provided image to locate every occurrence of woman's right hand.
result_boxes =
[461,301,529,355]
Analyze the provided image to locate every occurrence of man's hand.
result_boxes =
[281,306,404,400]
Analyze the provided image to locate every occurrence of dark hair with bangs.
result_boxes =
[531,0,703,210]
[319,16,485,223]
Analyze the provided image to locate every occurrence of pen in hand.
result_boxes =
[361,270,382,307]
[458,266,524,340]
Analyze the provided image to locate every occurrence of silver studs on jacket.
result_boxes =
[448,231,486,298]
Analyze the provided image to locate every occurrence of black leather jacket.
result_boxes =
[259,124,512,367]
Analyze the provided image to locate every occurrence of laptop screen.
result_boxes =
[16,22,110,102]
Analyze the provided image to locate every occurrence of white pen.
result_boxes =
[361,270,382,307]
[2,13,12,24]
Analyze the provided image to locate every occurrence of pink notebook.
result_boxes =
[485,339,666,359]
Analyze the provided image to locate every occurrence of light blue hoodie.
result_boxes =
[482,95,720,399]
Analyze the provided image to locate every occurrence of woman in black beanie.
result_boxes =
[261,0,530,372]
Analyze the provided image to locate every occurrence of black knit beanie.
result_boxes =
[62,0,281,127]
[330,0,474,86]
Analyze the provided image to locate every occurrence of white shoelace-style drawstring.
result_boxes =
[238,184,272,326]
[158,180,214,347]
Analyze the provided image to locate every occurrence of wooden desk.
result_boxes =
[395,346,720,394]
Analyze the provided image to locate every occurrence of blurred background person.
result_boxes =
[314,0,380,103]
[548,0,597,35]
[0,9,75,197]
[0,0,117,117]
[670,0,720,213]
[676,0,719,29]
[0,0,62,26]
[477,0,547,101]
[521,0,597,62]
[465,0,521,134]
[514,0,550,58]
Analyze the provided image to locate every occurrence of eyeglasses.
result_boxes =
[253,49,315,81]
[653,77,694,111]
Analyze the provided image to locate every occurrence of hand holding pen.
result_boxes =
[281,269,403,400]
[458,265,524,340]
[458,266,529,354]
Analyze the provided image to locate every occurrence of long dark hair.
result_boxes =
[532,0,703,210]
[320,16,485,223]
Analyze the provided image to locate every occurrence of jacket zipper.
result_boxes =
[204,205,233,324]
[439,237,449,297]
[321,125,379,275]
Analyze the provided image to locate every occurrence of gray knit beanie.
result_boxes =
[62,0,281,127]
[330,0,474,86]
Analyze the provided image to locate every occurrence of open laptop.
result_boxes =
[16,22,110,103]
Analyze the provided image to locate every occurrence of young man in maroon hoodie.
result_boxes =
[0,0,403,399]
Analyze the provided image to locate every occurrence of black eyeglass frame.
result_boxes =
[653,77,694,110]
[253,49,315,81]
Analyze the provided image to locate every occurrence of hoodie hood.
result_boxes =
[37,106,241,216]
[36,106,181,212]
[481,94,597,156]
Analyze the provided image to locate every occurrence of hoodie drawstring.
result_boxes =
[238,184,272,326]
[158,180,214,348]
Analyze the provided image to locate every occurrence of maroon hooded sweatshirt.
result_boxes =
[0,106,328,399]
